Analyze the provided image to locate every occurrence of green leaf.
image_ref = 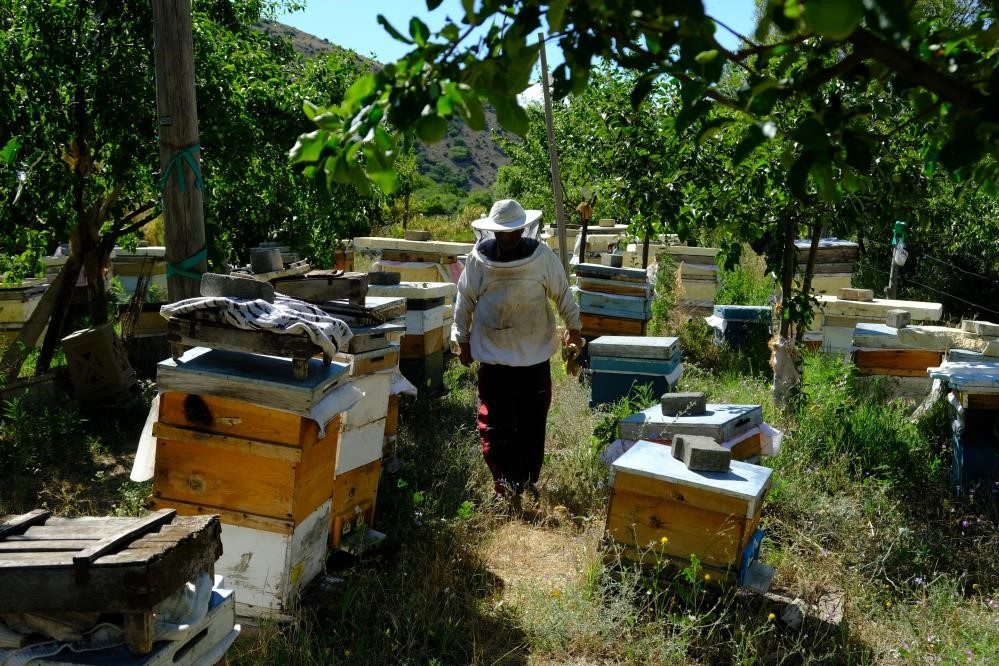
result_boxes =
[441,22,459,42]
[409,17,430,46]
[675,99,712,133]
[288,130,323,164]
[694,49,718,64]
[415,114,448,143]
[548,0,570,31]
[343,74,377,108]
[696,118,733,146]
[630,73,656,110]
[803,0,863,41]
[0,137,21,165]
[459,93,486,131]
[493,99,529,136]
[302,101,321,122]
[426,0,444,9]
[732,125,766,164]
[377,15,413,44]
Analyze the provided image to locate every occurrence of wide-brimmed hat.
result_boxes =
[471,199,542,232]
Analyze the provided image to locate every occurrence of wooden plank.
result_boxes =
[898,325,999,353]
[336,418,386,475]
[366,281,457,299]
[154,439,297,520]
[574,263,648,283]
[294,418,339,525]
[347,322,406,354]
[618,404,763,445]
[0,539,95,552]
[816,295,943,321]
[352,236,474,254]
[73,510,176,571]
[336,346,399,376]
[0,516,221,613]
[967,393,999,409]
[152,497,292,535]
[152,422,303,462]
[381,249,457,264]
[159,392,305,447]
[385,394,400,438]
[854,349,942,372]
[797,262,856,274]
[124,612,155,655]
[331,458,381,545]
[575,288,652,316]
[0,509,51,539]
[166,316,323,360]
[663,245,720,259]
[580,312,645,336]
[856,366,933,378]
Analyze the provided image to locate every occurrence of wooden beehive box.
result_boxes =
[153,392,342,529]
[575,288,653,321]
[0,510,221,654]
[0,282,47,325]
[331,459,381,547]
[607,441,771,577]
[336,372,391,476]
[618,403,763,444]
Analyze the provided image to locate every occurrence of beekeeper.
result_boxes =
[452,199,583,503]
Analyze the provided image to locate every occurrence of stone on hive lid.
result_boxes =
[201,272,275,302]
[661,391,706,416]
[885,309,910,329]
[671,433,731,472]
[836,287,874,302]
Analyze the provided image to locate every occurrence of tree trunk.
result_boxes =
[795,220,823,345]
[153,0,207,301]
[772,216,802,410]
[35,256,84,375]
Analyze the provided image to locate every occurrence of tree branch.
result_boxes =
[849,28,988,111]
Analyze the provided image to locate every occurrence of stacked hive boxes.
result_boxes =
[368,281,457,397]
[353,237,473,284]
[606,440,772,586]
[795,238,858,295]
[152,348,353,618]
[705,305,772,348]
[811,294,943,352]
[929,358,999,495]
[574,263,654,338]
[851,323,943,399]
[668,245,720,313]
[543,222,630,261]
[588,336,683,407]
[110,245,168,298]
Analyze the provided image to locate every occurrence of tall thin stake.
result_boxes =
[538,34,569,271]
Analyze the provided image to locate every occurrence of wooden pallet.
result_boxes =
[166,316,330,380]
[0,510,221,655]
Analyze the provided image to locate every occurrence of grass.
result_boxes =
[2,252,995,664]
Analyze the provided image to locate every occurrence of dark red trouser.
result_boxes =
[476,360,553,494]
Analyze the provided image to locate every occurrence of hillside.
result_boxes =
[258,20,509,191]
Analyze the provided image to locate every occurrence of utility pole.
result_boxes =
[153,0,207,301]
[538,33,569,271]
[886,220,907,299]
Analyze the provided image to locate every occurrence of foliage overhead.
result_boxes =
[293,0,999,201]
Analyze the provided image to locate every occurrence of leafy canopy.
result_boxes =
[292,0,999,198]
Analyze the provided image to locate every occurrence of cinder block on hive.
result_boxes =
[201,272,275,302]
[671,434,731,472]
[836,287,874,302]
[661,391,706,416]
[885,309,910,329]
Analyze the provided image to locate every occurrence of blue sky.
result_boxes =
[276,1,757,65]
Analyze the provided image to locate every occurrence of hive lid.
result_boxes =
[589,335,680,360]
[612,440,772,514]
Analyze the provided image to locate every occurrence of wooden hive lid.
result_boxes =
[366,281,457,299]
[589,335,680,360]
[928,360,999,392]
[612,440,772,516]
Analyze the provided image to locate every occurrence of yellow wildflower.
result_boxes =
[660,536,669,545]
[768,612,776,621]
[704,573,711,581]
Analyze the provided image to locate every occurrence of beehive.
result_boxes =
[607,440,771,579]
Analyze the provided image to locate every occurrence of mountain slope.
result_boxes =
[258,21,508,190]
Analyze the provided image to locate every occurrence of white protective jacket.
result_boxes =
[453,241,581,367]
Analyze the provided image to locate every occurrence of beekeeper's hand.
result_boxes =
[458,342,473,367]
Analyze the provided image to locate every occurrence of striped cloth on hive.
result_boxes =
[161,295,353,357]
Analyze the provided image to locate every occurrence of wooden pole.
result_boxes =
[153,0,206,301]
[538,34,569,271]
